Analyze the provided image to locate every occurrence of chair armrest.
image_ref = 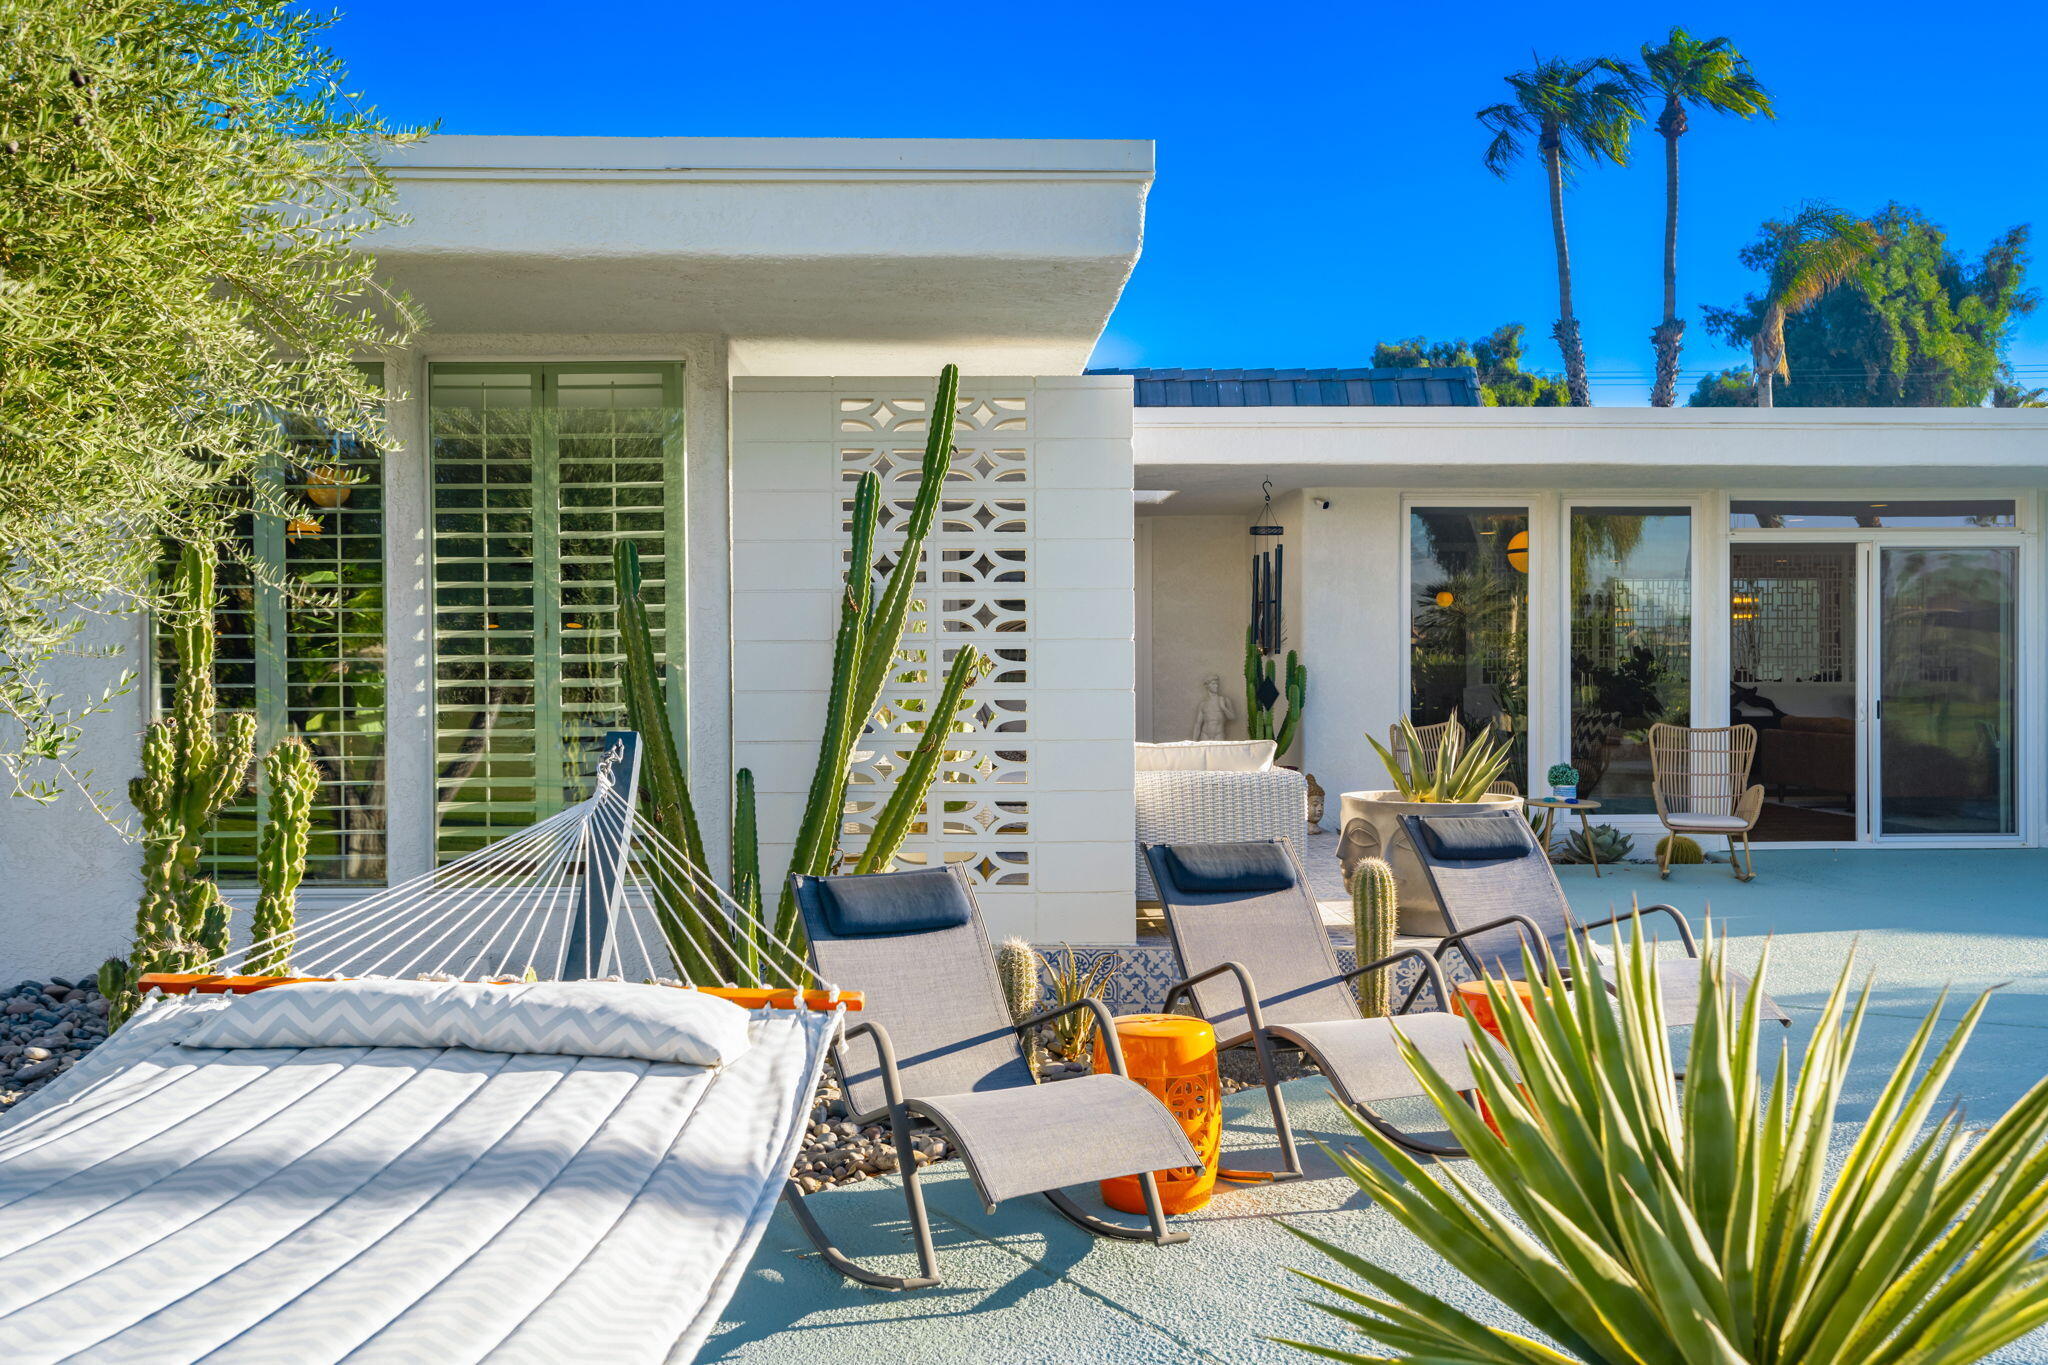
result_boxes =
[835,1019,911,1119]
[1434,913,1549,961]
[1016,997,1128,1077]
[1736,784,1765,826]
[1161,960,1267,1035]
[1576,903,1700,957]
[1344,947,1451,1014]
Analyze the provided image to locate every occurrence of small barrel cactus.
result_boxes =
[1656,833,1705,866]
[1350,857,1398,1018]
[997,936,1044,1071]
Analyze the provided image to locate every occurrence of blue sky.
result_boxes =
[330,1,2048,405]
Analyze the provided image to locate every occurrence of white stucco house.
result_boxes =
[1127,369,2048,856]
[9,136,2047,989]
[3,136,1150,983]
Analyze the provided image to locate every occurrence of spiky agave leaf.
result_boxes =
[1281,917,2048,1364]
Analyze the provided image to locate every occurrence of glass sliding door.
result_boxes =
[1569,508,1692,813]
[1408,508,1529,783]
[1730,543,1859,842]
[1877,547,2017,836]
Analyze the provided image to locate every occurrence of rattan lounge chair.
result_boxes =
[788,865,1199,1291]
[1651,722,1764,880]
[1399,811,1789,1027]
[1144,839,1489,1169]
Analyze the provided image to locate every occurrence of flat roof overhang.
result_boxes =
[362,136,1153,374]
[1133,408,2048,514]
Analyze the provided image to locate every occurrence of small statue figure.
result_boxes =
[1191,674,1236,741]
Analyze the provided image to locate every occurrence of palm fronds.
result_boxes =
[1477,55,1644,182]
[1281,927,2048,1364]
[1753,205,1883,387]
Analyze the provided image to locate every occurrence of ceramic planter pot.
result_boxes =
[1551,784,1577,801]
[1335,789,1522,935]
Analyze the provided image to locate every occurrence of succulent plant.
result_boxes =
[1245,632,1308,759]
[1349,857,1398,1018]
[1546,762,1580,786]
[996,937,1044,1071]
[247,736,319,976]
[1367,716,1513,804]
[1557,822,1635,865]
[1657,832,1705,865]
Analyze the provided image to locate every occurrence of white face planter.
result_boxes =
[1334,790,1524,936]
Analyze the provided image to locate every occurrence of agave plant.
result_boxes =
[1367,716,1513,804]
[1282,927,2048,1364]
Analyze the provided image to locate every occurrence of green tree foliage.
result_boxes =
[1698,205,2036,407]
[0,0,423,811]
[1374,324,1571,406]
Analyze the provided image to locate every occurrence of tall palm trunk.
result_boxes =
[1650,98,1686,407]
[1757,366,1775,408]
[1543,131,1591,406]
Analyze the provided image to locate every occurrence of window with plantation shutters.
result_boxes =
[160,365,389,884]
[428,364,685,861]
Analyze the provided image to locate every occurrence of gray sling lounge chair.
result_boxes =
[787,865,1199,1291]
[1399,811,1790,1027]
[1145,839,1490,1169]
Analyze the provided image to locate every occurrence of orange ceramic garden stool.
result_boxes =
[1452,977,1540,1042]
[1092,1013,1220,1216]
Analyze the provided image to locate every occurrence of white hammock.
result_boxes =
[0,732,839,1364]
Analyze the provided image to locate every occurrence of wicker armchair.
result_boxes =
[1133,745,1308,902]
[1649,723,1763,881]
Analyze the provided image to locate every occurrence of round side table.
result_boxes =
[1092,1013,1220,1215]
[1524,797,1604,876]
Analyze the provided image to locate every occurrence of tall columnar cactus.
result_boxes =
[248,736,319,976]
[997,936,1044,1072]
[774,366,969,948]
[1350,857,1398,1018]
[613,539,722,985]
[1244,628,1308,760]
[731,769,763,984]
[105,545,257,1025]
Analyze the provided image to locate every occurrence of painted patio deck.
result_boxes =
[706,849,2048,1364]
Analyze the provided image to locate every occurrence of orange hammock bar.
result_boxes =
[137,973,862,1013]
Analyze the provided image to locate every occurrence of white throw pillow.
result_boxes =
[179,979,752,1068]
[1134,739,1277,772]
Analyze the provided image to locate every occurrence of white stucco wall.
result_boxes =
[730,376,1137,944]
[1141,515,1251,743]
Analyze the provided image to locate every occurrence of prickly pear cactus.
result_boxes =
[1350,857,1399,1018]
[249,737,320,975]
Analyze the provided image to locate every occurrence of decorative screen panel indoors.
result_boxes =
[429,364,683,862]
[160,368,387,884]
[836,389,1035,891]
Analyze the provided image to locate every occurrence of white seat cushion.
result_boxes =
[1665,813,1750,832]
[1135,739,1276,772]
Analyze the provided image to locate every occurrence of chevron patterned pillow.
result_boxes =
[179,979,753,1067]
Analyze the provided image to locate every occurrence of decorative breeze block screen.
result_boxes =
[836,389,1035,891]
[732,376,1136,943]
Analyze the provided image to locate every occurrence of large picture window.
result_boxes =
[429,364,684,861]
[160,366,388,883]
[1569,507,1692,813]
[1408,508,1529,782]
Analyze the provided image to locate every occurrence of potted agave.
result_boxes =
[1547,762,1579,801]
[1336,718,1519,935]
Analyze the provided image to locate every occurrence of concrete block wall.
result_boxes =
[730,375,1137,944]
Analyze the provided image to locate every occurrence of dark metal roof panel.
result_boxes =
[1089,366,1480,407]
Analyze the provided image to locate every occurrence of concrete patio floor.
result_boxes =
[706,849,2048,1364]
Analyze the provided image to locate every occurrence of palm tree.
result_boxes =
[1479,56,1642,407]
[1641,28,1774,407]
[1750,205,1881,407]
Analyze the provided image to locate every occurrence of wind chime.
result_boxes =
[1249,480,1283,655]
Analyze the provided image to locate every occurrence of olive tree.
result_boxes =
[0,0,422,814]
